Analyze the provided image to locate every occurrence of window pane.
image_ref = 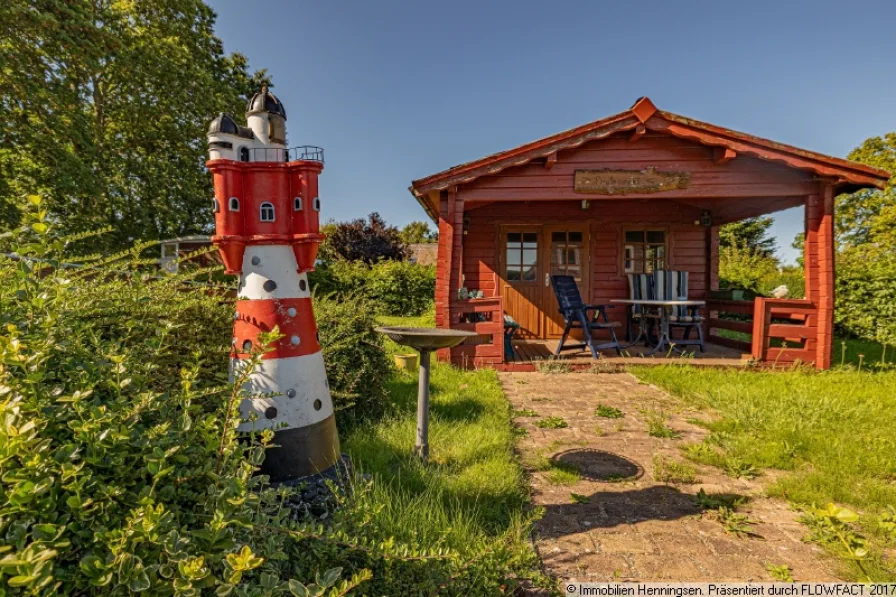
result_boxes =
[551,248,563,266]
[522,249,537,266]
[567,248,579,265]
[506,249,518,266]
[551,231,566,242]
[506,266,521,281]
[569,231,583,243]
[507,233,521,244]
[522,233,537,244]
[625,231,645,243]
[521,265,537,281]
[647,230,665,243]
[654,245,665,258]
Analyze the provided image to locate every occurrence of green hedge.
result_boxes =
[836,251,896,345]
[309,260,434,317]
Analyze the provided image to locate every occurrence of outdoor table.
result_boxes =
[610,299,706,356]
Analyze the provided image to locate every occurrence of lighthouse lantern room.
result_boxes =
[207,87,339,482]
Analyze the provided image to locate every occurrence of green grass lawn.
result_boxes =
[632,361,896,581]
[336,314,544,592]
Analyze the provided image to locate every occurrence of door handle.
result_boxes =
[545,273,550,287]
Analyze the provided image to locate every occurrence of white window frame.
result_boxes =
[293,197,303,211]
[229,197,240,212]
[213,198,220,213]
[260,202,276,222]
[313,197,321,212]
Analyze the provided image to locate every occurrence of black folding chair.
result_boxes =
[550,275,621,359]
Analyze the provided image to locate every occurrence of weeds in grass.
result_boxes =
[715,507,760,538]
[535,416,569,429]
[594,426,604,437]
[645,410,681,439]
[800,504,880,581]
[535,359,572,374]
[682,442,725,467]
[652,454,697,484]
[692,488,747,511]
[877,506,896,541]
[766,563,794,582]
[723,457,759,480]
[594,404,624,419]
[513,409,539,417]
[570,493,590,504]
[613,421,626,432]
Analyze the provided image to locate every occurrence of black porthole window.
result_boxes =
[251,256,261,266]
[313,399,322,411]
[264,406,277,420]
[263,280,277,292]
[299,279,307,292]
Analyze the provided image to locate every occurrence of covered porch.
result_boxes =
[409,98,889,370]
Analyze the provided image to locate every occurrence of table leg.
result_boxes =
[415,349,431,460]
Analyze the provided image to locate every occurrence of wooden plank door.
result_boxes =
[542,226,590,338]
[498,226,543,339]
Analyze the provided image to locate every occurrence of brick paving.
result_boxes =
[499,371,840,583]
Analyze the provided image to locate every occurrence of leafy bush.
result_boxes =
[0,203,540,595]
[719,245,805,299]
[836,249,896,345]
[310,260,435,317]
[0,207,375,594]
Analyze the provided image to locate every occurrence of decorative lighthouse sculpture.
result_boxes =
[206,88,339,482]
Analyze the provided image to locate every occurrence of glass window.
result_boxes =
[293,197,303,211]
[624,230,666,273]
[260,202,275,222]
[505,230,538,283]
[550,230,584,281]
[239,147,250,162]
[213,198,220,213]
[229,197,240,212]
[313,197,320,211]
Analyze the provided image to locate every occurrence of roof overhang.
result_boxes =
[409,97,891,223]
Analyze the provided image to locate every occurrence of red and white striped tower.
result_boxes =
[206,88,339,482]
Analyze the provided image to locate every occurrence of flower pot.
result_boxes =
[394,353,419,372]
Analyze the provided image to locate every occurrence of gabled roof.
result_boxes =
[409,97,890,219]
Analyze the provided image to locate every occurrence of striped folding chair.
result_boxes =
[626,273,656,342]
[653,270,704,351]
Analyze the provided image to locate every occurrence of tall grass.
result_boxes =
[633,364,896,580]
[338,315,543,588]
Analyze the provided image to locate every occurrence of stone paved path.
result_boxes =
[499,371,840,583]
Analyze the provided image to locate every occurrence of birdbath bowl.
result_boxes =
[375,327,478,460]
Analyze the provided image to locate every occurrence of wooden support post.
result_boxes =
[815,185,835,370]
[434,190,454,361]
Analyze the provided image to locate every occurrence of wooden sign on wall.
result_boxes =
[574,167,691,195]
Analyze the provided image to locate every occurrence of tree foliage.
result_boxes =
[398,221,437,244]
[0,0,269,249]
[718,216,776,258]
[318,213,409,264]
[836,133,896,249]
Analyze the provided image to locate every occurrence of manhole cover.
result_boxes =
[551,449,643,482]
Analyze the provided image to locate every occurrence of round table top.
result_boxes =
[610,299,706,306]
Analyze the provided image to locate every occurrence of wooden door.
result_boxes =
[542,226,590,338]
[498,226,542,338]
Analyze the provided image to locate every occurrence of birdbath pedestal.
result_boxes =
[375,327,478,460]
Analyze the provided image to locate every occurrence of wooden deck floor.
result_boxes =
[505,338,750,369]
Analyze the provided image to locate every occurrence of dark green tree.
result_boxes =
[399,220,437,244]
[718,216,777,258]
[319,213,409,264]
[0,0,269,249]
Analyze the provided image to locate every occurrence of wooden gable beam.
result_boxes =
[629,125,646,143]
[713,147,736,165]
[544,152,557,170]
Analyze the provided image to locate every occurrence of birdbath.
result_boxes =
[375,327,478,460]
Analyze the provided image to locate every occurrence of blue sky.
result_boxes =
[209,0,896,264]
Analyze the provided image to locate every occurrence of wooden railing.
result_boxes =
[751,297,817,365]
[707,298,819,366]
[447,296,504,366]
[706,299,755,354]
